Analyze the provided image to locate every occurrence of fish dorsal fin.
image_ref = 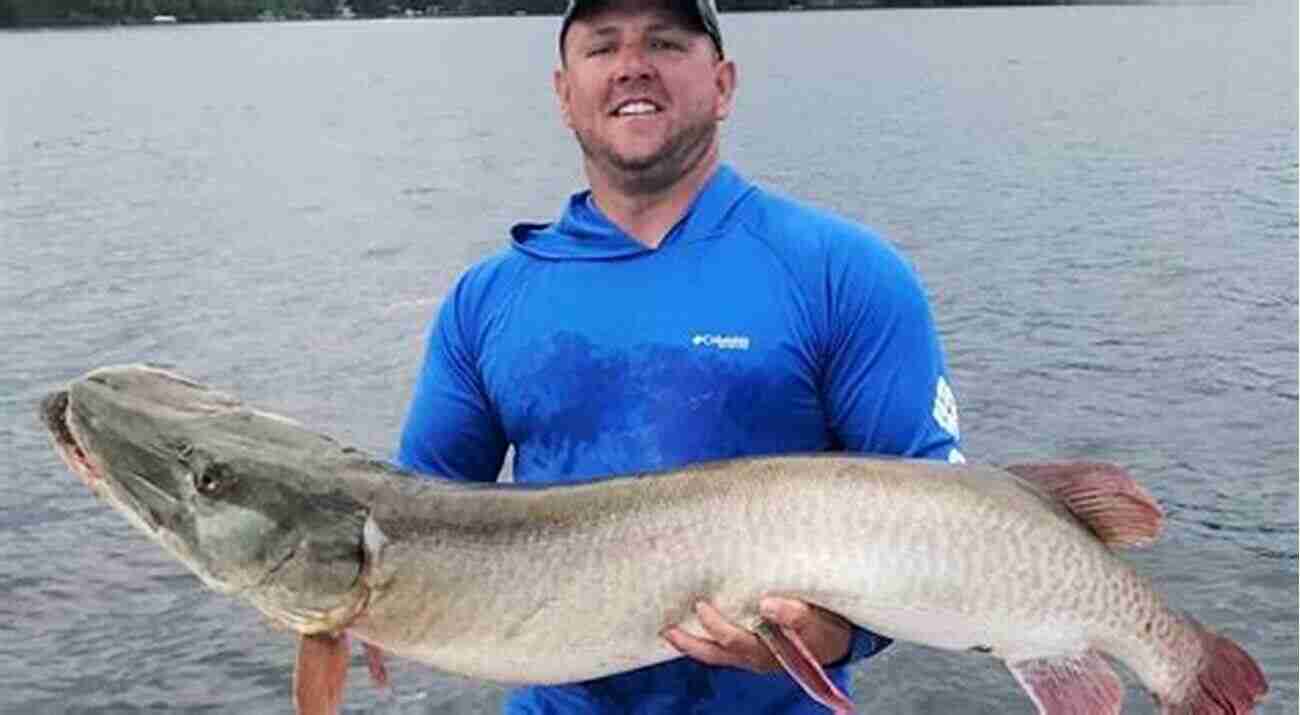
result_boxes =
[1007,651,1123,715]
[294,632,350,715]
[1004,462,1163,549]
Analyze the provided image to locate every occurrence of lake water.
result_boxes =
[2,3,1296,712]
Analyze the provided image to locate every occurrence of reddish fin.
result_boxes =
[363,642,390,689]
[1007,651,1123,715]
[1160,618,1267,714]
[755,621,857,715]
[1005,462,1163,548]
[294,632,350,715]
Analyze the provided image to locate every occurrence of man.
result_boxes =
[396,0,963,712]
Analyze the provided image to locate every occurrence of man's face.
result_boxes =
[554,0,736,191]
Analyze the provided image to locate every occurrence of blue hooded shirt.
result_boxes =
[396,164,962,714]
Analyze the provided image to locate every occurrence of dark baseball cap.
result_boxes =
[559,0,724,59]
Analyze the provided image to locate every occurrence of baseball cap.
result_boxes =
[559,0,724,59]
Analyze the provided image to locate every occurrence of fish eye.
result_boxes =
[192,465,232,496]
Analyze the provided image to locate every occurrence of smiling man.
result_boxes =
[553,0,731,239]
[396,0,963,712]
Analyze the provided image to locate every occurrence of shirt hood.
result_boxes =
[510,164,755,261]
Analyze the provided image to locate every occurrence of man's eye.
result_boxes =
[587,45,613,56]
[650,38,684,51]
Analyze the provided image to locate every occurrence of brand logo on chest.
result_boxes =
[691,334,752,351]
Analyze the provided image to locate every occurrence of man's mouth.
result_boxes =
[612,99,662,117]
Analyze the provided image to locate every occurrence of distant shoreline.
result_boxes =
[0,1,1152,30]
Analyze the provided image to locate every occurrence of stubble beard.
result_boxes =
[575,113,719,196]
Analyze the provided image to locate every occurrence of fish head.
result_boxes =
[41,365,371,634]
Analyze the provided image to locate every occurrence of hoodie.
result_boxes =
[396,164,962,714]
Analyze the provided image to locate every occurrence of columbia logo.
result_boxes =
[692,334,751,351]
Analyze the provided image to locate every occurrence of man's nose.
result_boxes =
[612,45,655,83]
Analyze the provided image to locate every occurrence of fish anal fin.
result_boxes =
[1008,651,1124,715]
[294,632,350,715]
[754,621,857,715]
[1005,462,1163,548]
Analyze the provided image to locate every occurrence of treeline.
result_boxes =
[1,0,1080,28]
[0,0,332,24]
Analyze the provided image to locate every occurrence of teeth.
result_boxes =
[616,101,658,116]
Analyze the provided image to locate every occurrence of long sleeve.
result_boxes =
[395,277,508,483]
[820,233,962,463]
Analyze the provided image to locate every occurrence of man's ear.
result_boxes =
[713,59,737,121]
[554,67,574,130]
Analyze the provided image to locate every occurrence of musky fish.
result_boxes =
[41,365,1267,714]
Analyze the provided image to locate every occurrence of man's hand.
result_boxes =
[661,598,853,674]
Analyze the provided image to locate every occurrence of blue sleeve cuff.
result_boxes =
[830,626,892,668]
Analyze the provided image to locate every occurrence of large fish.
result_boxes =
[40,365,1267,714]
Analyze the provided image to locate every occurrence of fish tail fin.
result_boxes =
[1159,618,1267,714]
[1004,462,1163,549]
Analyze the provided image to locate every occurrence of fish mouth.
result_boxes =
[40,390,101,487]
[41,386,182,544]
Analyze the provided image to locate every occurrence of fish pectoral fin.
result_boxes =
[294,632,350,715]
[754,620,857,715]
[1007,650,1123,715]
[363,641,390,689]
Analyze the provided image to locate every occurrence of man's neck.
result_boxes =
[586,151,720,249]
